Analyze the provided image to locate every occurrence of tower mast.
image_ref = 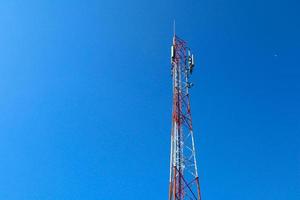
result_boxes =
[168,32,201,200]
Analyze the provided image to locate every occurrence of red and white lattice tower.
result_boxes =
[168,31,202,200]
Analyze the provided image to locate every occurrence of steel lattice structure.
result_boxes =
[168,34,201,200]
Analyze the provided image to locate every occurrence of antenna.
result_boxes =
[173,20,176,37]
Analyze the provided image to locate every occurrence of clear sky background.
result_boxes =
[0,0,299,199]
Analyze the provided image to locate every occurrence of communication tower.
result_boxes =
[168,31,202,200]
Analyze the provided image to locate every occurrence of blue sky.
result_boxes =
[0,0,299,199]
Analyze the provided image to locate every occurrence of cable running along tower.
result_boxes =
[168,31,201,200]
